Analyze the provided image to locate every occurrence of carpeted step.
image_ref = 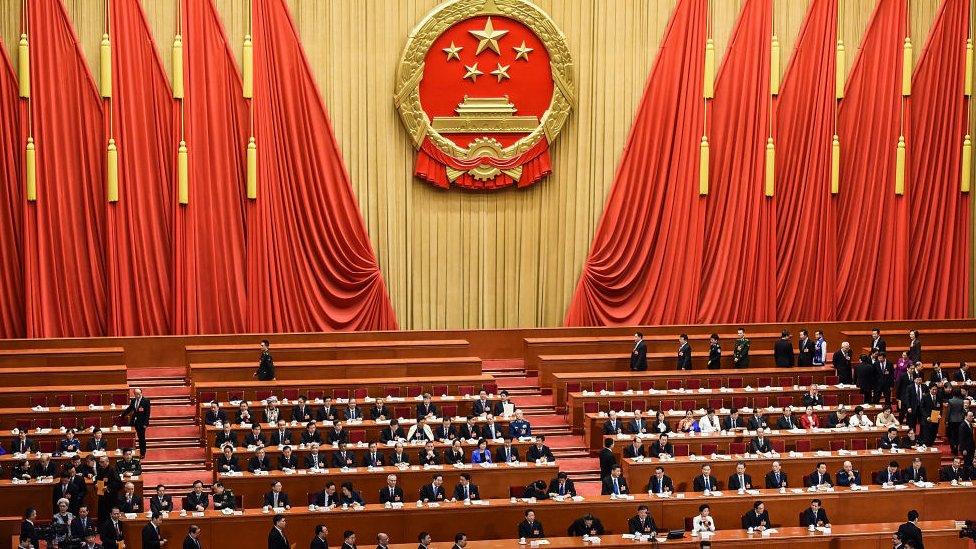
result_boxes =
[140,385,191,398]
[142,470,212,490]
[556,457,599,474]
[483,359,525,369]
[543,435,587,449]
[154,405,196,419]
[496,376,540,389]
[127,367,186,380]
[148,425,200,439]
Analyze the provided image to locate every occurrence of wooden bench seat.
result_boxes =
[0,384,130,408]
[0,405,121,430]
[535,351,776,386]
[0,364,127,386]
[0,346,125,368]
[189,356,482,382]
[185,339,471,364]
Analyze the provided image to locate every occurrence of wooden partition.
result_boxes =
[189,356,482,382]
[186,340,471,364]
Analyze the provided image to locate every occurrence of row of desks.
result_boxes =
[0,478,144,519]
[0,405,122,430]
[186,339,472,364]
[116,485,976,549]
[0,385,129,408]
[536,352,778,385]
[1,425,136,453]
[190,356,483,382]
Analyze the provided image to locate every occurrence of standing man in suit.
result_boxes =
[920,385,941,446]
[833,343,853,384]
[255,339,276,381]
[797,330,815,366]
[268,514,289,549]
[183,525,202,549]
[946,389,967,455]
[677,334,692,371]
[99,508,125,549]
[855,355,877,404]
[875,353,894,407]
[311,524,329,549]
[813,330,828,366]
[141,513,167,549]
[631,333,647,371]
[870,329,886,354]
[119,388,151,459]
[733,328,750,369]
[599,439,617,478]
[896,510,924,549]
[707,334,721,370]
[774,331,795,367]
[958,411,975,469]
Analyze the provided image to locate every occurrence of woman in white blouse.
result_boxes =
[692,504,716,533]
[875,407,900,427]
[847,406,869,427]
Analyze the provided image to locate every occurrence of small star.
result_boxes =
[469,17,508,55]
[513,41,533,61]
[491,63,511,82]
[443,42,463,62]
[463,63,484,82]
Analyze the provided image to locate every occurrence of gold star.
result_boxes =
[513,41,533,61]
[463,63,484,82]
[469,17,508,55]
[491,63,511,82]
[443,42,463,62]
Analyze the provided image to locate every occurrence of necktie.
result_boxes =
[274,493,278,507]
[775,473,780,485]
[704,477,710,490]
[465,486,469,499]
[739,475,744,488]
[390,487,394,498]
[613,478,619,494]
[114,522,120,536]
[559,483,565,495]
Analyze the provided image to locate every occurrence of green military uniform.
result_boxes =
[213,489,236,510]
[115,457,142,476]
[733,337,751,369]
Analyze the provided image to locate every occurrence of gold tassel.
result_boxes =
[965,38,973,97]
[25,138,36,202]
[106,139,118,202]
[17,34,29,98]
[962,134,972,193]
[835,39,846,99]
[770,35,780,95]
[246,137,257,199]
[172,35,184,99]
[901,37,912,96]
[699,135,710,196]
[764,137,775,197]
[178,140,188,205]
[895,135,906,195]
[703,38,715,99]
[242,34,253,99]
[831,134,840,194]
[100,33,112,98]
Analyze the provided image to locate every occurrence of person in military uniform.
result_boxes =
[255,339,276,381]
[211,481,236,511]
[115,448,142,477]
[733,328,750,369]
[707,334,721,370]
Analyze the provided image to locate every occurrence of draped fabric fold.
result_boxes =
[835,0,909,320]
[23,0,107,337]
[0,45,24,339]
[697,0,774,323]
[105,0,175,335]
[773,0,838,321]
[246,0,397,331]
[564,0,706,326]
[173,0,249,334]
[907,0,971,318]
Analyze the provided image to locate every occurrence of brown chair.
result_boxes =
[666,380,682,390]
[442,405,457,418]
[849,393,865,405]
[756,377,772,387]
[459,385,475,396]
[707,378,723,390]
[701,443,718,455]
[731,397,748,409]
[199,391,217,404]
[829,440,846,451]
[798,375,814,386]
[639,381,655,391]
[851,439,868,450]
[660,400,676,411]
[753,396,769,409]
[353,388,368,399]
[686,379,701,390]
[255,390,273,401]
[566,382,582,394]
[673,444,689,457]
[728,378,744,389]
[630,399,646,411]
[283,389,299,400]
[592,381,608,393]
[612,380,629,392]
[777,396,793,408]
[778,377,793,388]
[824,394,839,406]
[583,402,599,414]
[609,400,626,412]
[730,442,746,454]
[795,439,812,452]
[772,440,786,453]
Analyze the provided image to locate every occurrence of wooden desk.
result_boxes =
[388,523,966,549]
[0,346,125,368]
[619,448,942,492]
[185,339,471,364]
[583,406,889,449]
[552,366,835,411]
[218,463,559,506]
[565,386,864,427]
[3,425,136,453]
[118,487,976,549]
[189,356,483,382]
[192,376,497,406]
[0,451,122,468]
[207,440,538,469]
[535,352,777,385]
[0,385,129,408]
[860,345,976,363]
[0,477,143,519]
[843,327,976,345]
[204,418,513,448]
[523,332,781,371]
[0,405,122,430]
[0,365,127,387]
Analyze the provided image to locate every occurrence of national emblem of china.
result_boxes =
[395,0,575,190]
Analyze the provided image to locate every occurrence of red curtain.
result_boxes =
[0,45,24,338]
[246,0,397,331]
[697,0,774,323]
[22,0,107,337]
[773,0,838,321]
[105,0,175,335]
[907,0,971,318]
[173,0,249,334]
[564,0,706,326]
[835,0,909,320]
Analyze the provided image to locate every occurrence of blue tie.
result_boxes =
[613,478,620,494]
[559,483,565,495]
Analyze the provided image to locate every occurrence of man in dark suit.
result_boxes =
[629,412,650,435]
[263,481,291,510]
[419,475,445,503]
[836,461,862,486]
[119,388,151,459]
[727,463,752,491]
[183,525,202,549]
[946,388,968,454]
[278,446,299,470]
[472,391,494,416]
[452,473,480,501]
[856,355,877,404]
[800,499,830,528]
[269,420,293,447]
[676,334,692,371]
[362,442,384,468]
[692,464,718,492]
[268,514,289,549]
[141,513,167,549]
[342,530,357,549]
[70,505,94,539]
[896,510,924,549]
[53,474,81,515]
[628,505,658,535]
[776,409,799,430]
[958,411,975,469]
[833,343,853,384]
[764,462,788,488]
[723,410,746,431]
[707,334,721,370]
[940,456,972,482]
[603,412,624,435]
[315,483,339,508]
[11,431,33,454]
[648,434,674,458]
[183,481,209,512]
[601,465,629,495]
[369,399,391,421]
[955,362,971,383]
[99,508,125,549]
[733,328,750,368]
[630,333,647,371]
[740,501,770,531]
[379,474,404,504]
[149,484,174,514]
[623,439,644,459]
[646,466,674,494]
[518,510,544,538]
[248,448,272,472]
[526,437,556,462]
[548,472,577,497]
[567,515,605,537]
[797,330,815,366]
[380,420,406,443]
[598,438,617,478]
[311,524,329,549]
[204,402,227,425]
[416,394,439,420]
[903,457,927,483]
[870,329,886,354]
[805,463,832,487]
[877,461,904,485]
[875,353,894,406]
[749,434,772,454]
[920,385,942,446]
[255,339,276,381]
[774,331,795,367]
[903,376,927,430]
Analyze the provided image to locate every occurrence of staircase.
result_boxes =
[482,359,602,492]
[127,367,209,490]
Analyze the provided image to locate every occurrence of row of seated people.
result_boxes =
[212,415,529,448]
[4,427,117,455]
[205,390,517,425]
[214,437,557,472]
[8,447,142,482]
